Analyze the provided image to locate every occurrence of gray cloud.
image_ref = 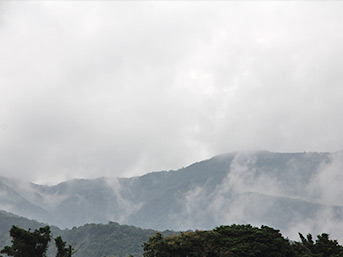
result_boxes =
[306,151,343,206]
[0,2,343,184]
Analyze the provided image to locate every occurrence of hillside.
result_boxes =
[0,211,169,257]
[1,150,343,239]
[1,212,343,257]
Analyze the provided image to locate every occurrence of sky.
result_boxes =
[0,1,343,184]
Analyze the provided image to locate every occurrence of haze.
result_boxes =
[0,1,342,184]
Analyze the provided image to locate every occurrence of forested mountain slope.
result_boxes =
[0,211,168,257]
[1,151,343,239]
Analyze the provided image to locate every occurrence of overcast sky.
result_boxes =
[0,1,343,184]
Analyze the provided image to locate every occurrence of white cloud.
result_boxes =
[0,1,342,184]
[306,151,343,206]
[174,151,343,239]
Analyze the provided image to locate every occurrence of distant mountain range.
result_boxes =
[1,150,343,239]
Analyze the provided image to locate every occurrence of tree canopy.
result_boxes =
[0,226,73,257]
[142,224,343,257]
[1,224,343,257]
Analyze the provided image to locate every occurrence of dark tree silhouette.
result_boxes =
[0,226,51,257]
[0,226,74,257]
[55,236,73,257]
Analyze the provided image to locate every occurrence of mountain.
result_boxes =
[59,222,161,257]
[0,210,167,257]
[1,150,343,239]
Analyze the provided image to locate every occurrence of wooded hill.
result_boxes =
[142,224,343,257]
[1,211,343,257]
[0,210,169,257]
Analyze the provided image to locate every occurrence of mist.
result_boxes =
[172,151,343,240]
[0,1,342,184]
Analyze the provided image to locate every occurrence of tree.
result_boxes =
[294,232,343,257]
[0,226,51,257]
[142,225,296,257]
[55,236,74,257]
[0,226,74,257]
[143,232,173,257]
[315,233,343,257]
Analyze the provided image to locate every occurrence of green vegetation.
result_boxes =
[0,211,162,257]
[55,236,73,257]
[142,224,343,257]
[59,222,159,257]
[1,211,343,257]
[294,232,343,257]
[0,226,72,257]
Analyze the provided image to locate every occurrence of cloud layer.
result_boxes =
[0,2,343,183]
[174,151,343,240]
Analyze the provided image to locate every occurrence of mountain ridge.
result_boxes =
[0,150,342,239]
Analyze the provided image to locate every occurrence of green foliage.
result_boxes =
[0,212,169,257]
[1,211,343,257]
[55,236,73,257]
[143,224,296,257]
[293,232,343,257]
[60,222,163,257]
[143,225,343,257]
[0,211,49,250]
[0,226,74,257]
[0,226,51,257]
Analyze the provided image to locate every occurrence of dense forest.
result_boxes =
[143,224,343,257]
[1,218,343,257]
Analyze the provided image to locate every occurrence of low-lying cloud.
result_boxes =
[175,151,343,240]
[0,2,342,185]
